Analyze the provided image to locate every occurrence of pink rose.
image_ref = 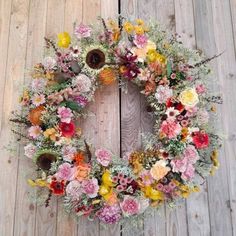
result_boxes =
[181,164,195,181]
[120,196,140,216]
[95,148,112,166]
[160,119,182,139]
[74,23,92,38]
[57,106,73,123]
[66,180,83,199]
[55,163,76,181]
[82,178,99,198]
[171,157,188,173]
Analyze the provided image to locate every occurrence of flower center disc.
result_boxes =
[86,49,105,69]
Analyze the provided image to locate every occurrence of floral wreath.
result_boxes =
[11,17,222,225]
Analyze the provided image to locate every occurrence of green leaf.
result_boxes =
[167,61,172,77]
[60,100,82,112]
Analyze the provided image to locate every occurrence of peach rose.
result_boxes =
[75,163,90,181]
[150,160,170,181]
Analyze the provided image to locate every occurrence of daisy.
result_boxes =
[32,94,45,106]
[28,125,42,139]
[165,107,180,119]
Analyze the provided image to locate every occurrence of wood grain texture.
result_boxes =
[0,0,30,236]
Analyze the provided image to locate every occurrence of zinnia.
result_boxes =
[192,131,210,149]
[59,121,76,137]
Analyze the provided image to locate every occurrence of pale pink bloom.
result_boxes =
[197,109,209,125]
[61,145,77,161]
[74,23,92,38]
[28,126,42,139]
[66,180,83,199]
[186,76,193,81]
[42,56,57,70]
[24,143,37,158]
[55,163,76,181]
[120,196,140,216]
[95,148,112,166]
[186,106,198,117]
[155,85,173,103]
[171,157,188,173]
[181,164,195,181]
[72,74,92,93]
[31,94,45,106]
[160,119,181,139]
[183,145,199,164]
[82,178,99,198]
[57,106,73,123]
[137,68,151,81]
[31,78,47,92]
[134,34,148,48]
[140,170,154,186]
[196,84,206,94]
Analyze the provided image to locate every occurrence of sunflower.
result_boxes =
[33,149,58,170]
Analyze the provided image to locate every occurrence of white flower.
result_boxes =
[42,56,57,70]
[24,143,37,158]
[72,74,92,93]
[61,145,77,161]
[165,107,180,119]
[31,78,47,92]
[31,94,45,106]
[155,85,173,103]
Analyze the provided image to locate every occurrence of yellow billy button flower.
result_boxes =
[179,88,199,107]
[134,25,144,35]
[144,186,164,201]
[123,21,134,34]
[57,32,71,48]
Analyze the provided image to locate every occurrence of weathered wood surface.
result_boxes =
[0,0,236,235]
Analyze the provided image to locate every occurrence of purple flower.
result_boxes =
[96,204,121,224]
[95,148,112,167]
[74,23,92,39]
[57,106,73,123]
[82,178,99,198]
[73,95,88,107]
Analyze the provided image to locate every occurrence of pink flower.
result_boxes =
[171,157,188,173]
[134,34,148,48]
[140,170,154,186]
[181,164,195,181]
[186,106,198,117]
[55,163,76,181]
[155,85,173,103]
[74,95,88,107]
[31,94,45,106]
[74,23,92,38]
[28,125,42,139]
[160,119,181,139]
[24,143,37,158]
[72,74,92,93]
[95,148,112,166]
[82,178,99,198]
[197,109,209,125]
[183,145,199,164]
[196,84,206,94]
[120,196,140,216]
[31,78,47,92]
[61,145,77,161]
[57,106,73,123]
[66,180,83,199]
[96,204,121,224]
[42,56,57,70]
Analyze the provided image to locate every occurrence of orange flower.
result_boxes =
[150,160,170,181]
[74,152,85,166]
[75,163,90,181]
[28,105,45,125]
[144,78,156,95]
[106,191,118,205]
[99,67,117,85]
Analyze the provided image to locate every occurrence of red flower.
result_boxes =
[59,121,76,137]
[192,131,210,149]
[50,180,65,195]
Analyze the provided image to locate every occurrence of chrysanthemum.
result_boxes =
[31,94,46,106]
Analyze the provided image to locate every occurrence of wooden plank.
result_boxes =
[174,1,211,236]
[0,0,30,235]
[13,1,48,236]
[34,1,65,236]
[229,0,236,51]
[56,1,83,236]
[193,0,234,235]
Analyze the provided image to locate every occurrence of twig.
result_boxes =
[45,190,52,207]
[84,140,92,163]
[10,118,31,126]
[44,37,58,53]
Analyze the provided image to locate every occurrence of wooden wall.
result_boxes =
[0,0,235,235]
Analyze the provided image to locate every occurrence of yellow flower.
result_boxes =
[144,186,164,201]
[134,25,144,35]
[123,21,134,34]
[136,18,144,25]
[44,128,57,141]
[102,170,114,187]
[155,53,167,65]
[179,88,199,107]
[57,32,71,48]
[150,160,170,181]
[28,179,48,187]
[147,49,158,62]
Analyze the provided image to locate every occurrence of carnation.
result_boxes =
[57,106,73,123]
[82,178,99,198]
[72,74,92,93]
[55,163,76,181]
[96,204,121,224]
[155,85,173,103]
[183,145,199,164]
[160,119,181,139]
[66,180,83,199]
[24,143,37,158]
[171,157,188,173]
[120,196,140,216]
[192,131,210,149]
[95,148,112,166]
[181,164,195,181]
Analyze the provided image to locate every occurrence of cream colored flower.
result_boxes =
[150,160,170,181]
[179,88,199,107]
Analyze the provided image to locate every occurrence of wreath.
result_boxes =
[11,17,222,225]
